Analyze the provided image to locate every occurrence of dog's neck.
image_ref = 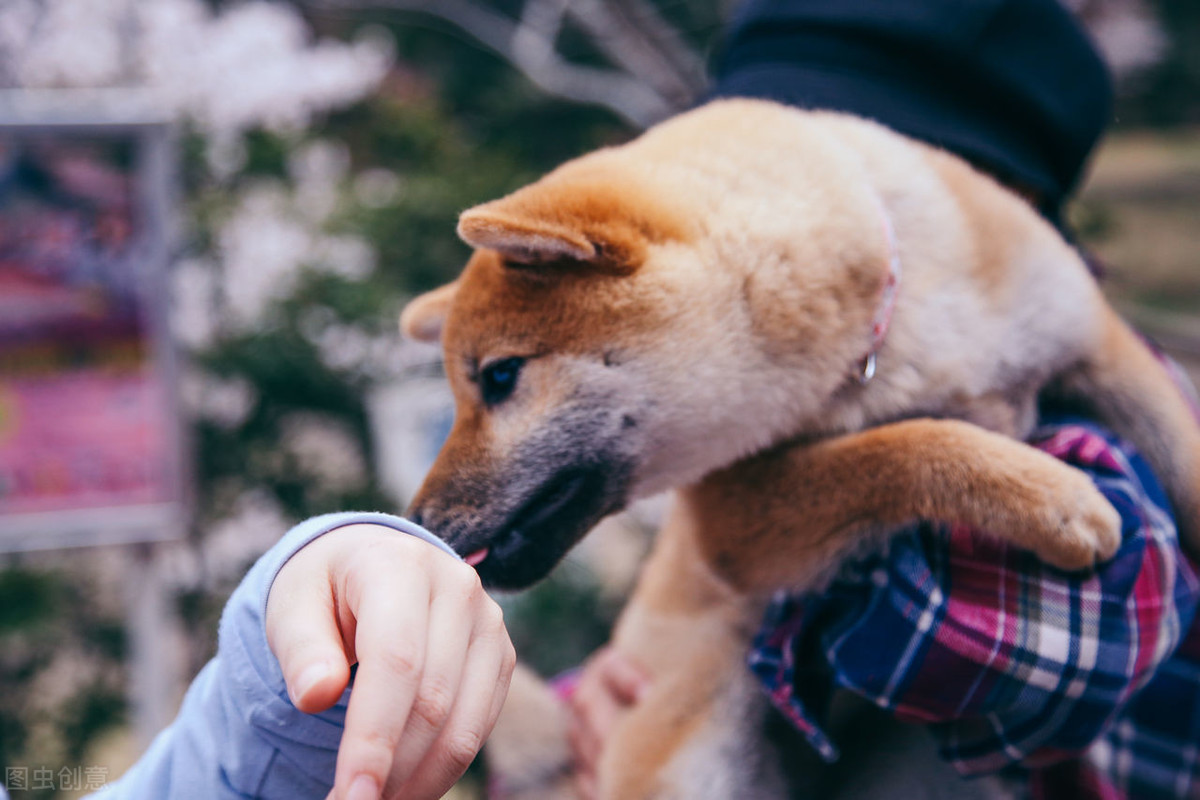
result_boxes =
[858,193,902,385]
[636,193,910,499]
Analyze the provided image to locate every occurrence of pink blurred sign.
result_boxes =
[0,368,174,515]
[0,127,186,551]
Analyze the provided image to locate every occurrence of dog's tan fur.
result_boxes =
[400,99,1200,798]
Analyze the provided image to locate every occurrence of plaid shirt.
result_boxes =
[750,415,1200,799]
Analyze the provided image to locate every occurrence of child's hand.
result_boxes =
[265,523,516,800]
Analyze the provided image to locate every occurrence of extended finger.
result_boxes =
[333,565,432,800]
[390,604,515,799]
[377,564,481,791]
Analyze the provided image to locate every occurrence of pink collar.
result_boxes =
[860,195,901,384]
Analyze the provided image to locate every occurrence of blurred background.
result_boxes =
[0,0,1196,797]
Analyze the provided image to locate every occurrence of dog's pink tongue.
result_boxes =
[464,548,489,567]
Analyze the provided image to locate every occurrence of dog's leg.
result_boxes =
[482,510,778,800]
[594,512,787,800]
[689,417,1122,593]
[598,648,785,800]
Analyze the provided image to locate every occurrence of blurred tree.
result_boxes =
[314,0,718,126]
[0,0,680,784]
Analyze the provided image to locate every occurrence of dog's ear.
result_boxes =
[458,205,596,264]
[457,167,690,271]
[400,281,458,342]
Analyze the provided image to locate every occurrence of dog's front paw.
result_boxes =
[1025,472,1122,571]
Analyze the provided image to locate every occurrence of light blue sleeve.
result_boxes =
[92,512,459,800]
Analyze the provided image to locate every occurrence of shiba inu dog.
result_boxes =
[400,99,1200,798]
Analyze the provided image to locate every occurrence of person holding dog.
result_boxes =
[80,2,1199,800]
[568,1,1200,799]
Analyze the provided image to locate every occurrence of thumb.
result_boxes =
[266,568,353,713]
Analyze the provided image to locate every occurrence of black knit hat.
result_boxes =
[710,0,1114,224]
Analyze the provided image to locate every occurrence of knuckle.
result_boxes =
[462,563,485,592]
[443,726,486,769]
[439,560,482,604]
[501,640,517,675]
[376,642,423,679]
[347,731,395,779]
[457,567,486,604]
[480,597,506,630]
[411,678,456,730]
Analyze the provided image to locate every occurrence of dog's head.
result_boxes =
[403,113,887,588]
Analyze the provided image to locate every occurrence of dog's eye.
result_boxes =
[481,357,525,406]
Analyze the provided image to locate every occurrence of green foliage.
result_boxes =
[0,566,125,779]
[158,46,632,586]
[242,129,292,179]
[504,573,625,677]
[57,682,126,764]
[0,568,63,634]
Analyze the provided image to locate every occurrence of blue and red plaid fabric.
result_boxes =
[749,415,1200,799]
